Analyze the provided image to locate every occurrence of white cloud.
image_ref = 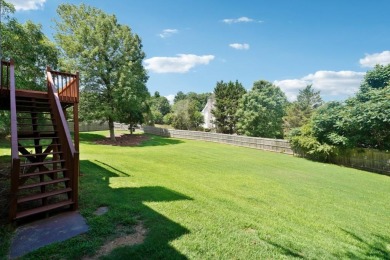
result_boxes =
[274,70,365,101]
[144,54,215,73]
[165,94,175,104]
[8,0,46,11]
[158,29,178,38]
[359,50,390,68]
[222,16,262,24]
[229,43,250,50]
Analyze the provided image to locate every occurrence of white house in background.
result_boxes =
[201,95,215,129]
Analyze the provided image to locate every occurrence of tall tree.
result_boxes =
[173,91,187,104]
[212,80,246,134]
[54,4,148,140]
[359,64,390,94]
[284,85,323,132]
[236,80,287,138]
[171,99,203,130]
[150,92,171,124]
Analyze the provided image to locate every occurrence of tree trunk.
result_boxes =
[130,123,134,135]
[108,117,116,141]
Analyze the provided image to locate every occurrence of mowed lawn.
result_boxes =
[1,131,390,259]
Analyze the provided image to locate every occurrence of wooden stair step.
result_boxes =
[19,178,70,190]
[17,187,72,203]
[21,168,68,178]
[18,143,61,149]
[20,151,62,157]
[17,110,51,114]
[15,200,74,220]
[16,103,50,108]
[21,159,65,168]
[18,130,58,137]
[18,123,55,126]
[18,136,58,140]
[16,101,50,106]
[18,132,57,137]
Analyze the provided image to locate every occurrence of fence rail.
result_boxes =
[143,126,293,154]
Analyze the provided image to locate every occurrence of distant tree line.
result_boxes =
[1,0,389,153]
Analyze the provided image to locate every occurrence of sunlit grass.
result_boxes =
[1,130,390,259]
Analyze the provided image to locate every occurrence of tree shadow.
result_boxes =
[265,240,305,259]
[337,228,390,259]
[73,160,191,259]
[78,132,106,144]
[138,134,184,147]
[78,132,184,147]
[94,160,131,177]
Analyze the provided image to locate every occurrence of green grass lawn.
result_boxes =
[1,131,390,259]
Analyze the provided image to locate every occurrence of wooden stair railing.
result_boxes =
[50,70,79,104]
[9,59,21,220]
[46,68,79,211]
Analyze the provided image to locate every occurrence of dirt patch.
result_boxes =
[83,222,147,260]
[95,134,149,146]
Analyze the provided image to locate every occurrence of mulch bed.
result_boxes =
[95,134,150,146]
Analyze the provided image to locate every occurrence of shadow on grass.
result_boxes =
[82,160,191,259]
[337,229,390,259]
[265,240,304,258]
[78,132,184,147]
[139,134,184,147]
[78,132,107,144]
[95,160,131,177]
[24,160,191,259]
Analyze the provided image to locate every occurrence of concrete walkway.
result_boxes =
[9,211,89,259]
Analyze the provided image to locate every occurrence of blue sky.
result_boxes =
[8,0,390,102]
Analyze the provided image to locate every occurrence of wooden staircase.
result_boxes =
[13,95,74,219]
[1,60,80,221]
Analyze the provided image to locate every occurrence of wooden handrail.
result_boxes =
[9,60,18,160]
[47,67,79,209]
[46,68,76,155]
[47,67,79,103]
[9,59,20,221]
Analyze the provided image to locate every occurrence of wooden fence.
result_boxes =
[143,126,390,175]
[143,126,293,154]
[67,122,128,132]
[330,149,390,175]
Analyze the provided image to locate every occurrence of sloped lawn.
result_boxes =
[1,131,390,259]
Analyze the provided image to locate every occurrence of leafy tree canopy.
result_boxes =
[284,85,323,133]
[55,3,149,140]
[171,99,203,130]
[236,80,287,138]
[212,80,246,134]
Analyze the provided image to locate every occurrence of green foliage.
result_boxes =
[212,80,246,134]
[344,86,390,149]
[236,80,287,138]
[359,64,390,95]
[55,3,148,140]
[284,85,323,133]
[290,76,390,159]
[289,124,338,162]
[173,91,187,104]
[173,91,211,112]
[150,93,171,124]
[171,99,203,130]
[163,112,173,125]
[1,1,58,90]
